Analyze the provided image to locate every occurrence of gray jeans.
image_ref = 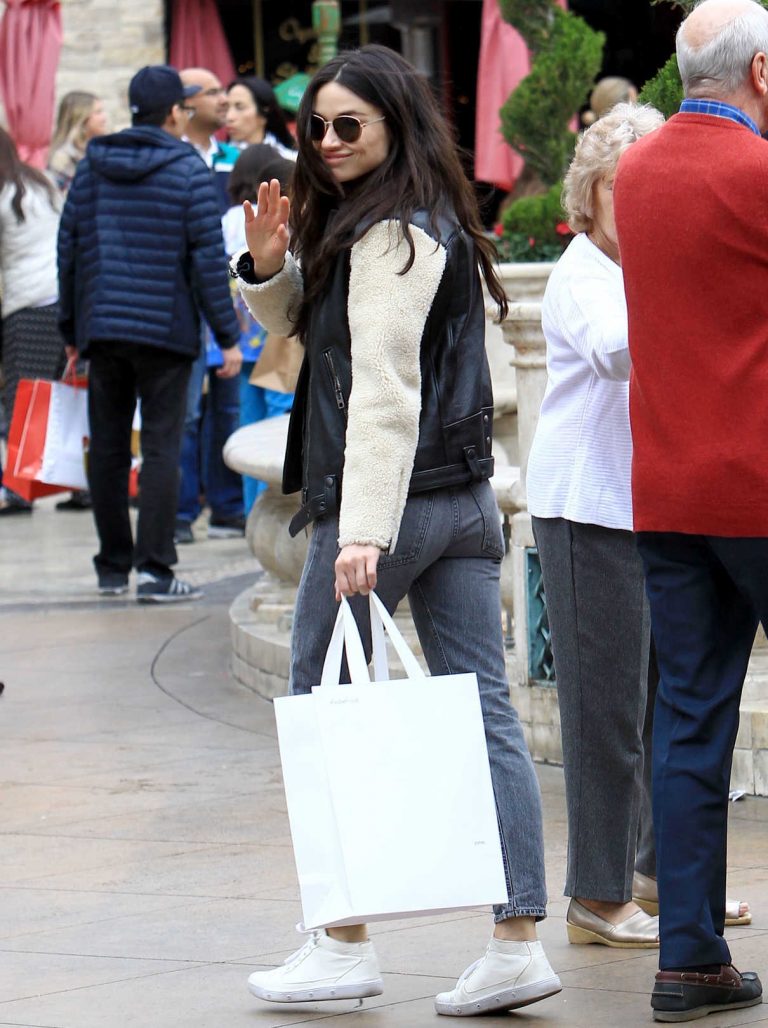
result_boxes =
[532,516,657,902]
[290,481,548,921]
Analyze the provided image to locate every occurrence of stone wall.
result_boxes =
[56,0,166,133]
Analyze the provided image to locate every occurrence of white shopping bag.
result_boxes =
[5,375,89,499]
[39,380,89,490]
[273,592,507,929]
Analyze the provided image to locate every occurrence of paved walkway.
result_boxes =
[1,499,767,1027]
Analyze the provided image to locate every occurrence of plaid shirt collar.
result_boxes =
[679,98,760,136]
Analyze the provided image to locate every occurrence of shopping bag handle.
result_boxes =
[319,592,426,688]
[62,356,78,383]
[369,592,424,681]
[61,356,87,388]
[320,597,370,686]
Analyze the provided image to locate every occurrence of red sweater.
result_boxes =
[614,113,768,535]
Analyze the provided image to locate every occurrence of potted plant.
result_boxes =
[493,0,604,297]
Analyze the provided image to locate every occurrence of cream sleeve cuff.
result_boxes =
[338,220,447,551]
[231,248,303,337]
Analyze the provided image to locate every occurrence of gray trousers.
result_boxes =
[291,483,548,921]
[532,516,657,902]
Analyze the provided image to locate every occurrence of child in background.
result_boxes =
[219,144,295,512]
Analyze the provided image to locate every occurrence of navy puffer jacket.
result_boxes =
[57,126,239,359]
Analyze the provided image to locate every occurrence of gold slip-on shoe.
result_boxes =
[566,898,659,948]
[632,871,752,926]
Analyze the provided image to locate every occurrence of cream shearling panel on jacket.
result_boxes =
[233,248,303,336]
[339,220,446,551]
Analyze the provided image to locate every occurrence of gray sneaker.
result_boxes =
[207,515,245,539]
[136,572,202,603]
[174,519,195,545]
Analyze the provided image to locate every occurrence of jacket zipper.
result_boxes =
[323,349,346,411]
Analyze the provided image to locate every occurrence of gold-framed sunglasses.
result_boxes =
[309,113,386,144]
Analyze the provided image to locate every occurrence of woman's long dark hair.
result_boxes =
[228,77,297,152]
[290,44,508,335]
[0,128,58,223]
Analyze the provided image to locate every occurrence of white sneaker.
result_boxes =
[247,930,384,1003]
[435,939,562,1016]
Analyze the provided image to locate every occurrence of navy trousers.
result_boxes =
[636,533,768,970]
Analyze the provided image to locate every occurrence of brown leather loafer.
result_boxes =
[651,964,762,1022]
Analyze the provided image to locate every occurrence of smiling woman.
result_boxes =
[229,42,564,1019]
[310,81,389,183]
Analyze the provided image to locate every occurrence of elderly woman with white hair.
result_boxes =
[527,103,665,947]
[528,99,753,952]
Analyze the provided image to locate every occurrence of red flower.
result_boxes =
[555,221,572,236]
[528,236,536,247]
[493,222,504,237]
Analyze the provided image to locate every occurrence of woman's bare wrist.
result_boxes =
[251,254,285,282]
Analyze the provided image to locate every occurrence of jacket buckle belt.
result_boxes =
[464,445,485,480]
[288,475,338,537]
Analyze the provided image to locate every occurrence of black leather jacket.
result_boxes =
[283,209,495,537]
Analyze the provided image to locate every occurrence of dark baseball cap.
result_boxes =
[128,65,201,116]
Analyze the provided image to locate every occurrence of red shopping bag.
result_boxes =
[3,370,89,501]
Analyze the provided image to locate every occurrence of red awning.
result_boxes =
[0,0,62,168]
[169,0,236,88]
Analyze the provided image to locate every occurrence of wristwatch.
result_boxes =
[229,250,258,284]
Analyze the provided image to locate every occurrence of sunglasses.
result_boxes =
[309,113,386,144]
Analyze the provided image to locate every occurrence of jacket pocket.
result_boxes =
[469,481,505,560]
[378,492,435,568]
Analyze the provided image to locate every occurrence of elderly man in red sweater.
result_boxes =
[614,0,768,1021]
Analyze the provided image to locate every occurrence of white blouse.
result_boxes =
[526,231,633,531]
[0,181,61,317]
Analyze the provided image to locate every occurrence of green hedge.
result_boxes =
[500,182,565,242]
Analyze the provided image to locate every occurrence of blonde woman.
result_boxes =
[48,91,108,194]
[47,92,108,511]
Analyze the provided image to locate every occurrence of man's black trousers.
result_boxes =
[87,341,192,580]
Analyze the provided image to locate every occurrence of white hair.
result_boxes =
[677,0,768,98]
[563,103,665,234]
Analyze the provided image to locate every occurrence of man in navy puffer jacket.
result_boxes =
[58,65,242,603]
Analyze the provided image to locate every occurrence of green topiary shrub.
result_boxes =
[499,3,605,187]
[638,54,683,119]
[640,0,768,115]
[493,1,603,262]
[498,0,556,55]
